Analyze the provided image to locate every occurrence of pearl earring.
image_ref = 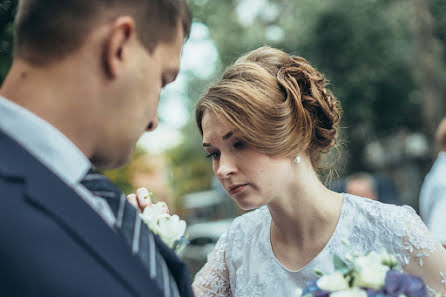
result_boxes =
[294,156,302,164]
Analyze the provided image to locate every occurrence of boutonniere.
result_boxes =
[128,188,187,252]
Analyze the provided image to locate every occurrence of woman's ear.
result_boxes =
[102,16,135,79]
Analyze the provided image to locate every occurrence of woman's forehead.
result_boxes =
[202,113,237,141]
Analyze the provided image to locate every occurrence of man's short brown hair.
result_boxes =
[14,0,191,65]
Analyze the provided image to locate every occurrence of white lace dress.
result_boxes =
[192,194,446,297]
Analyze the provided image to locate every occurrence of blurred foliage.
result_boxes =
[431,0,446,73]
[165,119,213,210]
[0,0,15,83]
[179,0,446,177]
[1,0,445,204]
[102,146,153,194]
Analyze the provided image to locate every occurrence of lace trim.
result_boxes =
[427,285,438,297]
[399,206,437,266]
[193,232,231,297]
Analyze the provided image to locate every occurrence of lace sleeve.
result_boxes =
[398,207,446,296]
[192,232,232,297]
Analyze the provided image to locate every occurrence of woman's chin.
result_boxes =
[229,188,266,210]
[235,199,264,211]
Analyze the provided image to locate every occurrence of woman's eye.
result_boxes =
[233,141,245,149]
[206,151,220,160]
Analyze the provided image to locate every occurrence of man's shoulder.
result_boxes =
[0,129,28,178]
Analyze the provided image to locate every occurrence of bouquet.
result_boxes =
[296,250,438,297]
[127,188,187,252]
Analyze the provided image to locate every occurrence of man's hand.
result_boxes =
[127,188,152,213]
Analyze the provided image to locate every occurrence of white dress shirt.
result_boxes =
[0,95,116,228]
[420,152,446,244]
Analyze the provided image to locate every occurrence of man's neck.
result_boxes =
[0,60,99,161]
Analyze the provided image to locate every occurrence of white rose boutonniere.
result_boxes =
[128,187,187,252]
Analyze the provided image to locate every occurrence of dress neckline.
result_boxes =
[265,193,349,273]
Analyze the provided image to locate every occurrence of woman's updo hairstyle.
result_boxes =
[196,46,342,170]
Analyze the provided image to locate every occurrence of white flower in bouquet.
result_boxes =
[330,288,368,297]
[317,271,349,291]
[295,287,303,297]
[353,251,389,290]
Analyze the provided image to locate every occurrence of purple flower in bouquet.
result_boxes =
[384,270,426,297]
[365,287,387,297]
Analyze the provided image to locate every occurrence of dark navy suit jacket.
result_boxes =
[0,130,194,297]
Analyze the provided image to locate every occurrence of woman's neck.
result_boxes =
[267,168,344,249]
[266,169,344,271]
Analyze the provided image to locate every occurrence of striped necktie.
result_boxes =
[81,169,180,297]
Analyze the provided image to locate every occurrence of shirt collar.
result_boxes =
[0,95,91,185]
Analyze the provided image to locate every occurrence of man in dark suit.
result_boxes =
[0,0,194,296]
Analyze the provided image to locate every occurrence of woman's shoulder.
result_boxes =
[343,194,432,263]
[345,193,417,222]
[344,194,422,237]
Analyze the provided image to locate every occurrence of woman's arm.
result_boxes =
[192,232,232,297]
[400,208,446,296]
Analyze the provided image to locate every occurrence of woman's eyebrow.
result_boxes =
[222,131,233,140]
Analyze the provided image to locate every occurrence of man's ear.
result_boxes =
[102,16,136,79]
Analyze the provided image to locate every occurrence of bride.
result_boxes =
[191,46,446,297]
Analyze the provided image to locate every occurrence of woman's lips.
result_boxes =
[229,184,247,195]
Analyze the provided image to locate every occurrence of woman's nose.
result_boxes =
[216,155,237,179]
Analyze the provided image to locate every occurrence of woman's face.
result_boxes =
[201,111,294,210]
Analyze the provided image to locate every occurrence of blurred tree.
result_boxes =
[302,0,419,171]
[185,0,440,175]
[165,109,213,211]
[412,0,445,139]
[1,0,445,207]
[0,0,16,83]
[102,146,152,194]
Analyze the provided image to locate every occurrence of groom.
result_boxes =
[0,0,193,296]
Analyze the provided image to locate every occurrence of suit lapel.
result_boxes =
[154,234,194,297]
[0,131,162,297]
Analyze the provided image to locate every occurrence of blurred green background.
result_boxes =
[1,0,445,212]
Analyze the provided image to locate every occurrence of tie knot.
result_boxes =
[81,169,121,200]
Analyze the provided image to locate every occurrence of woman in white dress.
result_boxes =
[192,46,446,297]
